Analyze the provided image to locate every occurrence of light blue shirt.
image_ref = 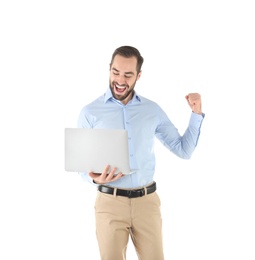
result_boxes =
[77,87,204,188]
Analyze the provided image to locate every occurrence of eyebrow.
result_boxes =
[112,67,135,76]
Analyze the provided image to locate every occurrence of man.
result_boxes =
[78,46,204,260]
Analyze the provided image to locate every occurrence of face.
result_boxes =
[109,54,141,105]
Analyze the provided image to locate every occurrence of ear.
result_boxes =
[137,70,142,80]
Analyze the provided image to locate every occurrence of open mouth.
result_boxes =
[115,84,127,94]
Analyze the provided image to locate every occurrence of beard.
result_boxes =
[109,80,137,102]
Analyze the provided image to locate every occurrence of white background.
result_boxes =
[1,0,255,259]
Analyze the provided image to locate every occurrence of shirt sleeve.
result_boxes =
[156,109,205,159]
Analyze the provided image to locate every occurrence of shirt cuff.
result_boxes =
[189,112,205,127]
[78,172,99,186]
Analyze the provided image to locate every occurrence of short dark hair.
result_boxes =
[110,46,144,74]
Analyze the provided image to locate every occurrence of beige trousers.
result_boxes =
[94,190,164,260]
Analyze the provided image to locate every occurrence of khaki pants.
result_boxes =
[94,190,164,260]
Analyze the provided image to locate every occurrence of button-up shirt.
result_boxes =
[77,87,204,188]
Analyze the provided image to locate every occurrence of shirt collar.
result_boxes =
[104,87,141,104]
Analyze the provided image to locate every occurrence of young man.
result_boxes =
[78,46,204,260]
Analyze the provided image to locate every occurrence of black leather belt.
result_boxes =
[98,182,156,198]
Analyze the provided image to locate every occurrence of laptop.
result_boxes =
[64,128,131,175]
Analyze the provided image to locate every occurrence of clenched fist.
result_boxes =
[185,93,202,115]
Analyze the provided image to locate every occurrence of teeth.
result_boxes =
[116,85,125,89]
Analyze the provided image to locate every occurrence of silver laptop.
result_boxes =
[65,128,131,175]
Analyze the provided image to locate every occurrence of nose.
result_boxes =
[115,74,126,85]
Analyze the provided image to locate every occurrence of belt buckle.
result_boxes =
[128,189,144,198]
[139,188,145,197]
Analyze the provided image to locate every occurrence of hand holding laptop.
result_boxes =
[88,164,125,184]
